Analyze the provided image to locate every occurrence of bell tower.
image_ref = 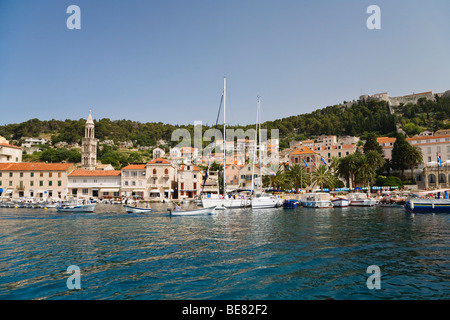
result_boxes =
[81,110,97,170]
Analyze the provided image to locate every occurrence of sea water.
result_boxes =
[0,203,448,300]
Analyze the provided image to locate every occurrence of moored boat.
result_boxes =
[301,193,333,208]
[405,189,450,213]
[168,206,216,216]
[123,204,152,213]
[283,199,299,209]
[331,197,350,207]
[57,199,96,213]
[348,193,377,207]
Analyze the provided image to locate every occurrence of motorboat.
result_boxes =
[283,199,299,209]
[301,193,333,208]
[123,204,152,213]
[251,193,282,209]
[331,197,350,207]
[57,199,96,213]
[168,206,216,216]
[348,193,378,207]
[405,189,450,213]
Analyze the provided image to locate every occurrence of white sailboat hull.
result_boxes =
[169,206,216,216]
[251,196,282,209]
[201,197,250,209]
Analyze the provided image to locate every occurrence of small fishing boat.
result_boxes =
[331,197,350,207]
[283,199,299,209]
[348,193,378,207]
[168,206,216,216]
[57,203,96,213]
[301,193,333,208]
[123,204,152,213]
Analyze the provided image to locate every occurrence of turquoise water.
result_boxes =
[0,203,448,300]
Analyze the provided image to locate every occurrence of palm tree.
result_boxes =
[356,156,377,190]
[365,150,385,169]
[287,164,309,192]
[405,146,423,183]
[311,164,336,191]
[336,153,361,188]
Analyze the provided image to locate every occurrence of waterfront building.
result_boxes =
[81,111,98,170]
[406,134,450,164]
[239,164,261,189]
[313,144,357,164]
[224,164,241,190]
[420,162,450,190]
[289,146,317,172]
[177,164,203,199]
[68,169,121,200]
[201,170,220,195]
[0,162,74,199]
[146,157,177,200]
[121,164,147,200]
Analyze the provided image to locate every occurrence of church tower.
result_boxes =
[81,110,98,170]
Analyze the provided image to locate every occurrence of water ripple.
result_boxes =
[0,205,448,299]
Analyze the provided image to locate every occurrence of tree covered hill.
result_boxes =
[1,94,449,150]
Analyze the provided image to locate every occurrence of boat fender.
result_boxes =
[410,201,414,210]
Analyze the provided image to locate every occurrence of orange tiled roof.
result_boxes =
[0,143,22,150]
[122,164,146,170]
[290,146,315,155]
[0,162,72,171]
[69,169,121,177]
[148,157,172,164]
[406,134,450,141]
[377,137,397,143]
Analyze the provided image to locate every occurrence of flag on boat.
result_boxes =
[320,156,327,166]
[303,159,309,168]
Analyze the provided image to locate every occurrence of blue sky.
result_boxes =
[0,0,449,127]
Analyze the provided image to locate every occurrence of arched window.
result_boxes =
[428,174,436,183]
[439,173,446,184]
[153,169,157,175]
[164,168,169,174]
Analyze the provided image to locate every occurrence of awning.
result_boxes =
[150,189,160,194]
[99,188,120,193]
[6,189,13,194]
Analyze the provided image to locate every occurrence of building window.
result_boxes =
[82,189,89,195]
[9,172,13,178]
[49,172,52,178]
[40,172,43,177]
[20,172,23,178]
[58,172,62,178]
[30,181,34,186]
[48,181,52,186]
[39,181,43,187]
[31,172,34,178]
[58,181,62,186]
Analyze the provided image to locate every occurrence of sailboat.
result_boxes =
[251,96,282,209]
[201,77,251,209]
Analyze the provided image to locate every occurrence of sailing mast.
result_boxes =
[251,96,259,194]
[223,77,226,196]
[258,96,262,194]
